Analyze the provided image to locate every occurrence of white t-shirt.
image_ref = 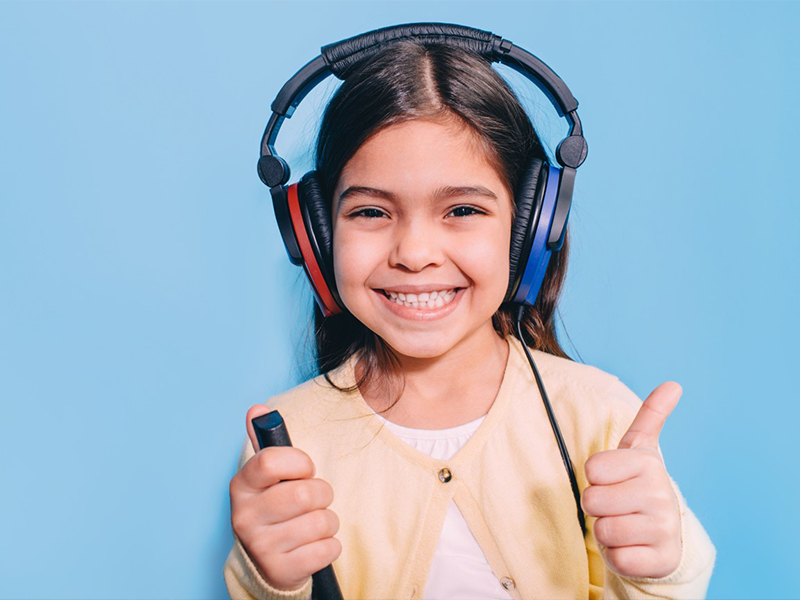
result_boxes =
[370,409,515,600]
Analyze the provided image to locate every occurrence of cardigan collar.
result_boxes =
[325,336,531,473]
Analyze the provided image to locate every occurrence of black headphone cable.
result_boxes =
[515,304,587,537]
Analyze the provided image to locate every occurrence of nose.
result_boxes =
[388,217,445,272]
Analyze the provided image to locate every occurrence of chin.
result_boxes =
[377,330,462,360]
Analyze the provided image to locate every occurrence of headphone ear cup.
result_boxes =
[507,158,545,302]
[298,171,342,313]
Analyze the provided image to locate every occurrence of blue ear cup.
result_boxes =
[506,160,563,306]
[507,158,544,301]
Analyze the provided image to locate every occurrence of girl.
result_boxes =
[225,28,715,600]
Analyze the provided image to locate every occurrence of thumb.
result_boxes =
[617,381,682,450]
[245,404,273,453]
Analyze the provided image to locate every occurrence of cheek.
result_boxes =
[332,230,375,296]
[460,228,511,297]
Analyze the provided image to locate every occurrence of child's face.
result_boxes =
[331,118,513,360]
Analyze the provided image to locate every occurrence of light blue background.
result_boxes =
[1,2,797,598]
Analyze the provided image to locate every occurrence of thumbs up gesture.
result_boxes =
[582,382,683,579]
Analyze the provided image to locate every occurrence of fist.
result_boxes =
[582,382,683,579]
[229,404,342,591]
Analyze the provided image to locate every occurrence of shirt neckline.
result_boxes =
[370,407,487,440]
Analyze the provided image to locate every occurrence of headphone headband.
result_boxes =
[321,23,577,115]
[259,22,588,188]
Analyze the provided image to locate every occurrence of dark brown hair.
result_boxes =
[309,41,573,399]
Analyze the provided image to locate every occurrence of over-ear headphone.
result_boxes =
[257,23,588,317]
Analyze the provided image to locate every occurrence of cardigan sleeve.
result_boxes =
[224,535,313,600]
[591,380,717,599]
[223,437,314,600]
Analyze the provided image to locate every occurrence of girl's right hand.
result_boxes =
[229,405,342,592]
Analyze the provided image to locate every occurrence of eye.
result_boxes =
[348,207,388,219]
[447,205,486,218]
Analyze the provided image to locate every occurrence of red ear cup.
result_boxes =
[299,172,343,312]
[285,181,342,316]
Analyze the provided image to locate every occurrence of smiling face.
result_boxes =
[331,118,513,361]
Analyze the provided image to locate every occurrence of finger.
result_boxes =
[581,478,648,517]
[249,535,342,592]
[603,545,677,579]
[618,381,682,450]
[246,404,274,453]
[268,508,340,553]
[239,446,316,492]
[584,449,645,485]
[283,537,343,580]
[257,478,335,524]
[593,514,660,548]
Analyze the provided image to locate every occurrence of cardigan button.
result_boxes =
[500,576,516,590]
[438,468,452,483]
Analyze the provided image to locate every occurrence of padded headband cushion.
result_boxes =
[299,171,337,295]
[322,23,499,79]
[506,158,545,301]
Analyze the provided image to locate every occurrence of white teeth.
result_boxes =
[384,289,458,310]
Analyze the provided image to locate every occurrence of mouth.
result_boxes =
[379,288,461,310]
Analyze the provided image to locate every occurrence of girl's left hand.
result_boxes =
[582,382,683,579]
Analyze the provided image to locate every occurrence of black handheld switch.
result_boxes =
[251,410,344,600]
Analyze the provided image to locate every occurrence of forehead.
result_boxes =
[334,119,510,202]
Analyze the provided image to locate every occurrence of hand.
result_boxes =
[229,404,342,591]
[582,382,683,579]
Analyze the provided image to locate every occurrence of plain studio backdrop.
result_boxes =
[0,2,797,599]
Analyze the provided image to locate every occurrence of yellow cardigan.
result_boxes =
[225,337,716,599]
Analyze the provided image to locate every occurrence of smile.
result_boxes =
[382,289,458,310]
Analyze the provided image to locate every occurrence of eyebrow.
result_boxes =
[337,185,499,206]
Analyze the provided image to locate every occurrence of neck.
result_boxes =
[359,324,510,429]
